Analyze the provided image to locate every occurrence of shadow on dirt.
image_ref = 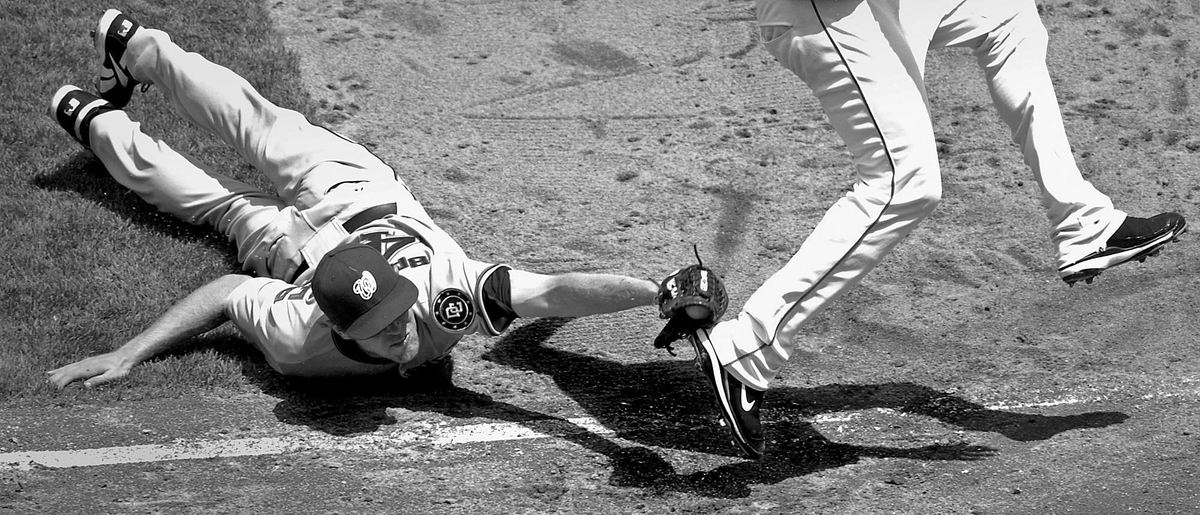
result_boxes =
[251,317,1129,499]
[481,318,1128,498]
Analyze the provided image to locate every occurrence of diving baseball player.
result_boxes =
[46,9,662,387]
[658,0,1187,459]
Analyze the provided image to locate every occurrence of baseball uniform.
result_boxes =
[83,22,516,376]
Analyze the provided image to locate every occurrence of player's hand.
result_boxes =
[45,352,133,389]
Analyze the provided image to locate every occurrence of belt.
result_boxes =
[293,202,397,278]
[341,203,397,233]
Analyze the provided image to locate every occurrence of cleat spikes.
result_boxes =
[1059,213,1186,285]
[1062,269,1100,286]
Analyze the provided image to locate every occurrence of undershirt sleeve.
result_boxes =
[480,267,518,334]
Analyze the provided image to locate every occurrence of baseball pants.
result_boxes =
[712,0,1126,389]
[85,27,429,281]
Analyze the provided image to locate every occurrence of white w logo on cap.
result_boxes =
[352,271,377,300]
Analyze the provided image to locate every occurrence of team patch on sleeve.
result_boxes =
[433,288,475,332]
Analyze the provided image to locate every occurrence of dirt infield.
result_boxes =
[6,0,1200,512]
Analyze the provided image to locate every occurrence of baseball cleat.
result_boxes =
[48,85,118,148]
[688,327,765,460]
[93,9,144,107]
[1060,212,1187,286]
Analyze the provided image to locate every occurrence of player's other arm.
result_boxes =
[46,274,251,388]
[507,270,658,318]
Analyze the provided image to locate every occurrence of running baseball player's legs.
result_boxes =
[713,0,944,390]
[685,0,949,459]
[935,0,1184,283]
[101,10,396,209]
[932,1,1124,265]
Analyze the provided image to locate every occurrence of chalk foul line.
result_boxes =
[1,417,614,472]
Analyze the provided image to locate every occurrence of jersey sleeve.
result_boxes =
[411,255,514,339]
[451,258,513,336]
[223,277,325,366]
[224,277,406,377]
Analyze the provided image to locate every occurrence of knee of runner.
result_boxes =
[847,175,940,219]
[891,180,942,216]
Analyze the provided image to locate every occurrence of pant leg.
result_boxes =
[932,0,1125,268]
[119,28,398,209]
[88,110,284,269]
[720,0,946,389]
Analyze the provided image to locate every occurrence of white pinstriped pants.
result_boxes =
[712,0,1126,389]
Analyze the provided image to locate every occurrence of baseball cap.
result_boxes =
[312,243,418,340]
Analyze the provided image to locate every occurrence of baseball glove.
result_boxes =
[653,264,728,354]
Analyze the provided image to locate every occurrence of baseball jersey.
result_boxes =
[223,213,515,378]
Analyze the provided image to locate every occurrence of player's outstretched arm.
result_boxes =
[46,274,252,389]
[507,270,658,318]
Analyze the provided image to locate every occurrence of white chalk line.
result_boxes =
[811,383,1200,424]
[0,417,614,472]
[5,384,1198,471]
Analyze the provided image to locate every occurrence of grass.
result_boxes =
[0,0,312,404]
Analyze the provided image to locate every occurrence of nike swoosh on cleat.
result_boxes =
[740,386,756,412]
